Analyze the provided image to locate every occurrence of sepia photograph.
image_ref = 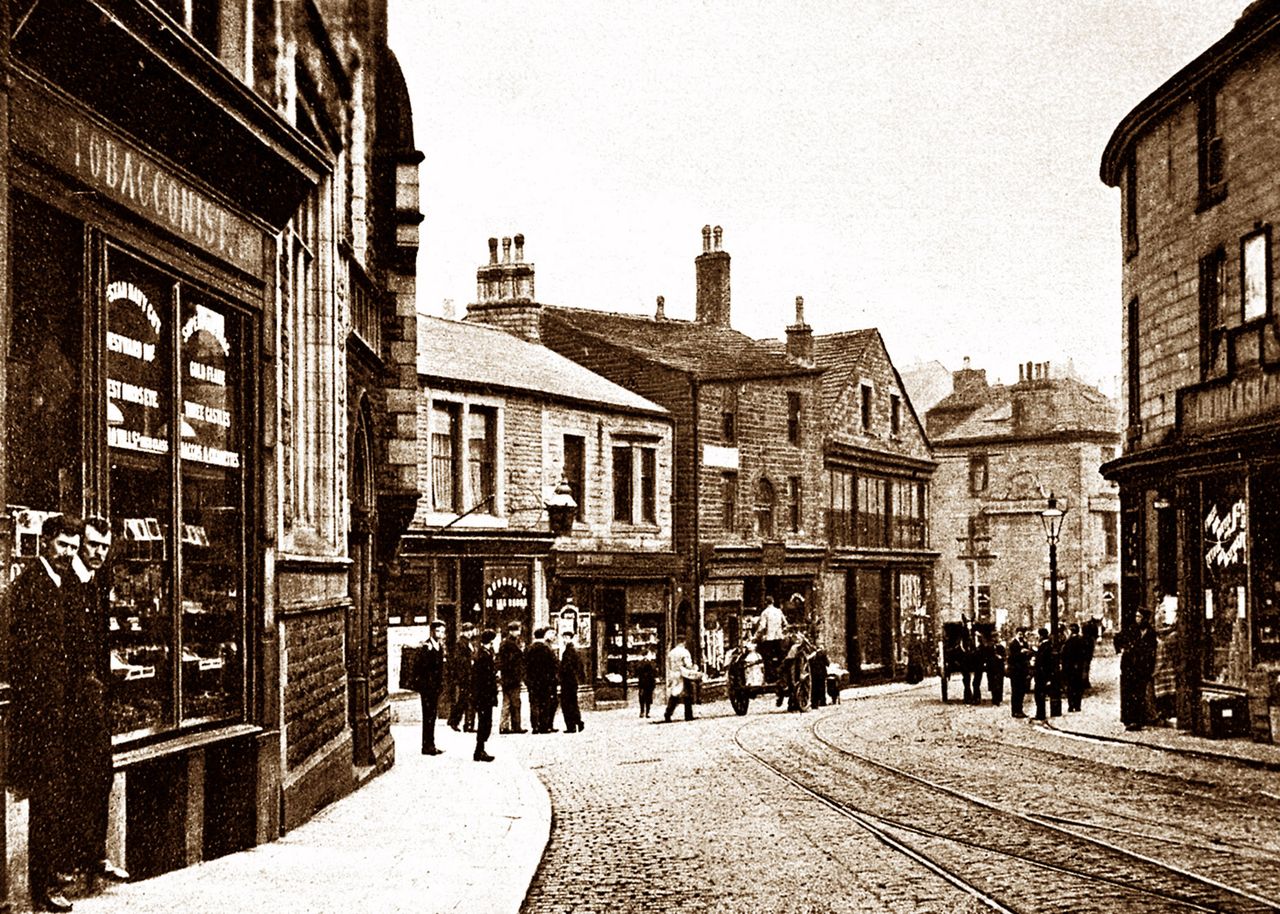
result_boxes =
[2,1,1280,912]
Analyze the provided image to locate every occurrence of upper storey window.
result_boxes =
[1241,227,1271,323]
[1198,83,1227,211]
[153,0,251,81]
[1124,158,1139,260]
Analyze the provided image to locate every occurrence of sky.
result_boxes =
[387,1,1251,393]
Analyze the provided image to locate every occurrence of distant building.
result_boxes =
[900,360,955,416]
[466,227,935,683]
[394,307,678,704]
[926,361,1120,636]
[1100,0,1280,738]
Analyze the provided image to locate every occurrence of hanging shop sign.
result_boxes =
[12,80,266,277]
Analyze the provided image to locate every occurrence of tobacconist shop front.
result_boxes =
[2,29,321,900]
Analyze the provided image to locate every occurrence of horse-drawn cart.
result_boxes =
[726,642,812,715]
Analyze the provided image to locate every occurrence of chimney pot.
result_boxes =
[963,356,971,369]
[655,295,665,320]
[502,237,512,264]
[701,225,712,253]
[795,295,805,325]
[514,233,525,262]
[488,237,499,264]
[713,225,723,252]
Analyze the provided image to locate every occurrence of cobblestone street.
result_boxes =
[508,659,1280,914]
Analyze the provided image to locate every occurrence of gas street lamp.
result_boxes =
[1040,493,1067,718]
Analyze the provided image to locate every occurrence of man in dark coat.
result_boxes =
[446,626,475,732]
[634,655,658,718]
[1033,627,1058,721]
[983,632,1005,706]
[559,632,585,733]
[413,621,447,755]
[1116,608,1158,731]
[472,630,499,761]
[1060,622,1088,712]
[64,516,129,889]
[809,644,829,708]
[498,622,527,734]
[524,627,557,732]
[1006,627,1030,718]
[10,514,82,912]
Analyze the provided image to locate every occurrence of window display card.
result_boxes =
[1205,589,1214,619]
[1238,585,1247,619]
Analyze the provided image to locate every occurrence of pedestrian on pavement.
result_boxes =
[1081,616,1102,688]
[524,627,555,732]
[1061,622,1088,712]
[965,619,984,705]
[982,631,1005,706]
[663,635,699,722]
[635,655,658,718]
[498,621,527,734]
[10,514,83,912]
[809,641,829,708]
[1152,614,1179,725]
[414,620,447,755]
[1115,607,1158,731]
[756,595,786,684]
[65,516,131,894]
[1033,627,1058,721]
[446,625,476,732]
[559,631,585,733]
[472,630,499,761]
[1007,628,1030,718]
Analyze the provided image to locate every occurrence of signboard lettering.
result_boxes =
[1205,499,1247,569]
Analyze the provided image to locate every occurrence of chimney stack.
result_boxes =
[952,356,988,395]
[468,233,540,343]
[695,224,731,327]
[786,295,813,365]
[655,295,666,320]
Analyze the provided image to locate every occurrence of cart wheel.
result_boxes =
[795,675,811,712]
[730,691,750,715]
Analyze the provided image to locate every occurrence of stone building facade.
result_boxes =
[0,0,419,900]
[927,361,1121,637]
[1100,0,1280,740]
[393,313,677,704]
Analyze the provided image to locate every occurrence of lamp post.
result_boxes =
[1040,494,1067,718]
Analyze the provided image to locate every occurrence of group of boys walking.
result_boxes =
[411,621,585,762]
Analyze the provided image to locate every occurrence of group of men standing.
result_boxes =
[954,621,1096,721]
[10,515,129,912]
[411,621,586,762]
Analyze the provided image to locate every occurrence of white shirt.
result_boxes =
[759,603,786,641]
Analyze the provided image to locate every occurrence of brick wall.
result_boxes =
[283,610,348,770]
[825,335,933,465]
[1123,39,1280,450]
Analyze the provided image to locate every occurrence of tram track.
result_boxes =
[734,707,1280,913]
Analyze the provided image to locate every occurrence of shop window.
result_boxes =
[754,477,776,539]
[721,472,738,532]
[1241,226,1270,323]
[890,392,902,437]
[1197,475,1248,685]
[1197,83,1226,211]
[787,392,802,446]
[968,454,988,494]
[859,382,873,432]
[787,476,802,533]
[430,401,461,513]
[563,434,585,522]
[1251,471,1280,663]
[1103,512,1118,560]
[827,469,854,546]
[104,247,251,739]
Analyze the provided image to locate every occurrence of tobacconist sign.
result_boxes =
[12,79,266,277]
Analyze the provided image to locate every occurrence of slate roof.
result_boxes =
[930,377,1118,444]
[544,307,816,380]
[417,316,667,416]
[811,329,880,413]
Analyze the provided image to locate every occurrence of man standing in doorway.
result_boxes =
[10,514,82,912]
[498,621,527,734]
[414,621,447,755]
[65,516,129,890]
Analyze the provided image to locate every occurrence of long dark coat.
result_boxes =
[1117,622,1157,726]
[498,637,525,691]
[63,572,113,869]
[9,561,72,791]
[472,645,499,709]
[413,639,445,698]
[525,641,558,698]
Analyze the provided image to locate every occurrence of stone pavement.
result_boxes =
[66,720,550,914]
[1041,652,1280,771]
[51,648,1280,914]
